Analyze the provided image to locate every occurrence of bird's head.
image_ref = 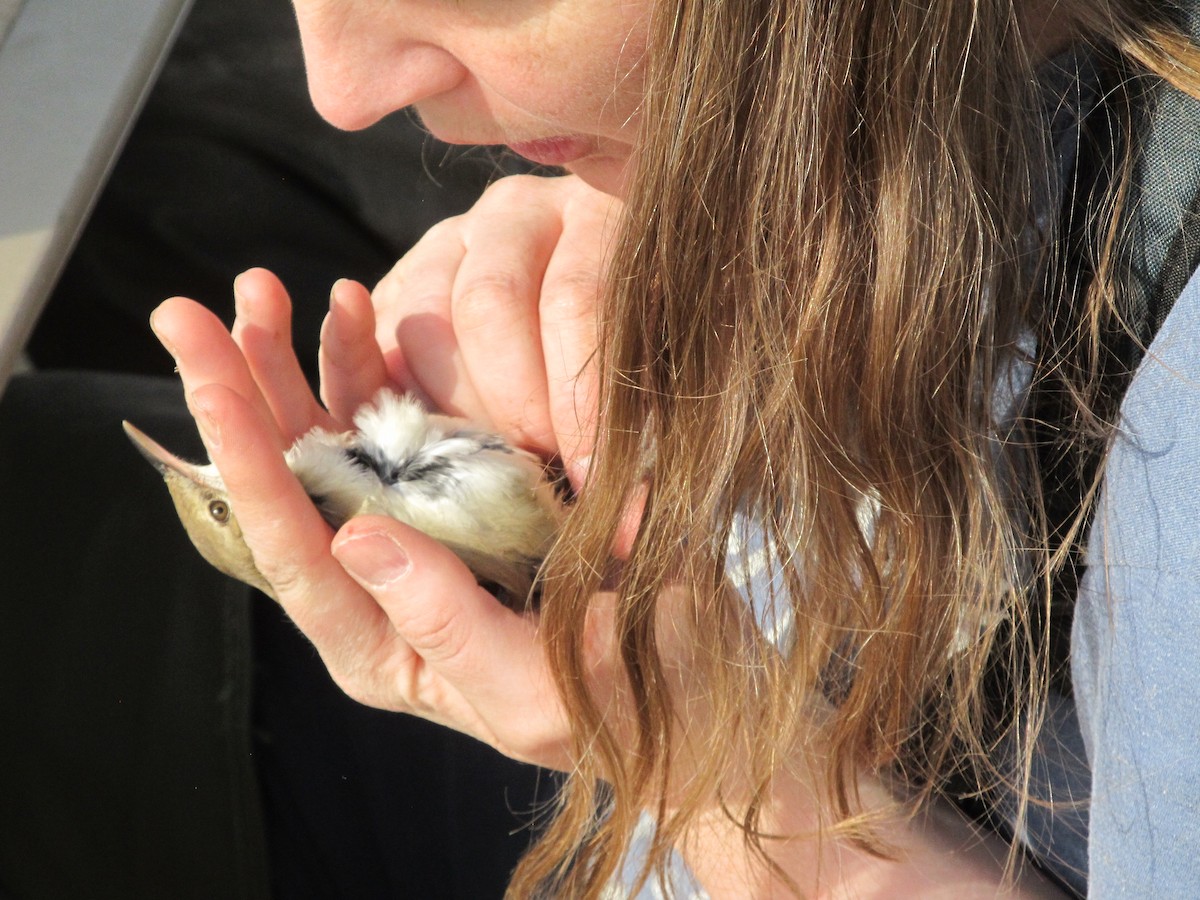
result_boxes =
[123,421,274,598]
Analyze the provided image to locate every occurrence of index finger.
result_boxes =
[151,297,289,452]
[188,382,396,670]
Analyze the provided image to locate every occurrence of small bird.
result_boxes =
[124,389,565,608]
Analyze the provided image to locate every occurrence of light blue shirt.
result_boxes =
[1071,263,1200,896]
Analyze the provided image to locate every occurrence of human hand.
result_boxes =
[362,173,621,490]
[149,271,615,770]
[148,273,1055,899]
[318,173,640,553]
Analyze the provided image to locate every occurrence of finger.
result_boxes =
[612,479,649,561]
[231,268,332,440]
[319,278,390,425]
[188,382,397,676]
[151,296,287,451]
[332,516,574,766]
[448,178,564,453]
[375,218,470,412]
[539,189,616,487]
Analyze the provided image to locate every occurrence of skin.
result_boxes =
[154,277,583,766]
[294,0,639,466]
[153,1,1071,895]
[364,175,620,482]
[293,0,649,195]
[154,281,1062,897]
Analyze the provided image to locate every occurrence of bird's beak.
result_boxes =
[122,420,206,481]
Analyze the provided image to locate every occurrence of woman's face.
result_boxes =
[291,0,652,196]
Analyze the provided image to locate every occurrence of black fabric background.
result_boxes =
[4,0,550,896]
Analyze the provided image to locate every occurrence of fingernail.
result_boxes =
[566,454,591,489]
[329,278,358,317]
[327,282,347,320]
[149,310,178,358]
[232,273,251,316]
[335,531,411,588]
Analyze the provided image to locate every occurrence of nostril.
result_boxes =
[292,0,465,132]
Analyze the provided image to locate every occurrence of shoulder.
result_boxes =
[1071,264,1200,894]
[1092,265,1200,570]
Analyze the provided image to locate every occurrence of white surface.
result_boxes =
[0,0,192,396]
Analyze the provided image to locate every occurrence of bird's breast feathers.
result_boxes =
[287,390,563,562]
[128,388,565,606]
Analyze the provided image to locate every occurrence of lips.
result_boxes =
[505,135,598,167]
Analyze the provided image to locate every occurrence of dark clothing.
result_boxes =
[3,0,545,896]
[26,0,514,382]
[0,372,550,900]
[0,373,270,900]
[0,369,549,897]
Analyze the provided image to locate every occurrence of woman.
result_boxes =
[153,0,1200,895]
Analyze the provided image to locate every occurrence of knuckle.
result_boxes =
[375,276,451,327]
[252,535,321,592]
[503,419,556,461]
[400,287,453,317]
[392,602,471,666]
[563,180,614,215]
[246,529,331,603]
[377,280,449,318]
[452,273,532,333]
[419,215,466,245]
[254,555,309,599]
[480,173,544,206]
[374,218,465,294]
[540,270,600,322]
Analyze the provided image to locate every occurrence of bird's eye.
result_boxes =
[208,499,230,523]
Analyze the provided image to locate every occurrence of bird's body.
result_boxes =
[124,389,565,607]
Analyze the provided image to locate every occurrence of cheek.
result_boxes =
[512,27,648,131]
[467,5,649,131]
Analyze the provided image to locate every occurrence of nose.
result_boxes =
[291,2,466,131]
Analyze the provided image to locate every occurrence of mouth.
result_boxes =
[505,135,599,167]
[413,106,603,168]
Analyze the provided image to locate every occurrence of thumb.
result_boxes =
[331,516,573,765]
[331,516,507,667]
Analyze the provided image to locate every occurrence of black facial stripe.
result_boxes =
[346,445,393,480]
[345,444,459,487]
[391,456,455,484]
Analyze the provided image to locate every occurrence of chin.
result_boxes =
[565,156,630,199]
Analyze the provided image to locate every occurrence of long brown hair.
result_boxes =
[511,1,1200,895]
